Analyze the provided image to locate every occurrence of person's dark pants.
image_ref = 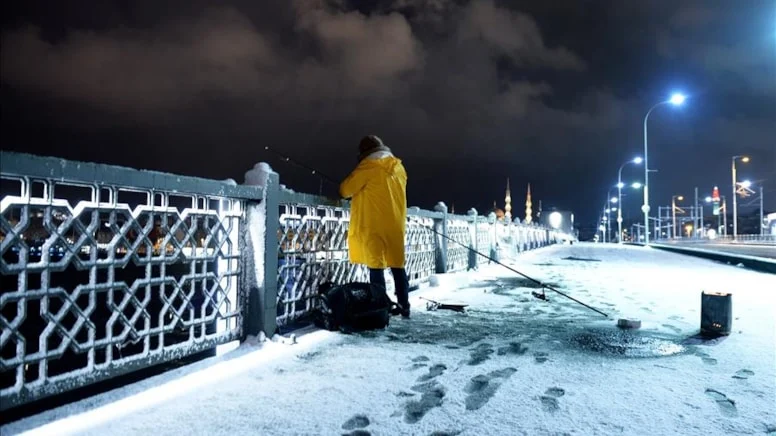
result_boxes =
[369,268,410,314]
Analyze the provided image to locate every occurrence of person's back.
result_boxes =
[340,135,411,317]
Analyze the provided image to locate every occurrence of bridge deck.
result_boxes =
[3,244,775,436]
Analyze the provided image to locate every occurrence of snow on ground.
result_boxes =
[4,243,775,436]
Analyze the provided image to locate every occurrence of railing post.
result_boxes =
[467,208,478,270]
[433,202,448,274]
[241,166,280,339]
[488,212,499,261]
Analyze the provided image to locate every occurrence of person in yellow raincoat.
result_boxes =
[340,135,410,318]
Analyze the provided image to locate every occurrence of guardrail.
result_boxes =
[0,151,267,411]
[656,234,776,245]
[1,151,574,410]
[711,234,776,245]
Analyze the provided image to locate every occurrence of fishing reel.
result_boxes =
[532,288,550,302]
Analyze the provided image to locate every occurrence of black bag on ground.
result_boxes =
[313,282,393,332]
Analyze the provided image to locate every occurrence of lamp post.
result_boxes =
[672,195,684,239]
[617,157,643,243]
[722,195,727,236]
[643,93,686,245]
[732,155,750,240]
[606,187,618,243]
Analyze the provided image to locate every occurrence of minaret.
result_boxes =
[504,178,512,221]
[524,183,533,224]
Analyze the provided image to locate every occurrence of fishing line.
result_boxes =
[271,159,609,318]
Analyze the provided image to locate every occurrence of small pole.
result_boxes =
[761,186,765,236]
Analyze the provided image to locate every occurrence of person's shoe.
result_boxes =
[400,308,410,318]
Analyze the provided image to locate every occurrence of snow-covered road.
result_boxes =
[4,243,775,436]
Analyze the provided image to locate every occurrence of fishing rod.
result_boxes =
[428,226,609,318]
[274,158,609,318]
[263,146,339,195]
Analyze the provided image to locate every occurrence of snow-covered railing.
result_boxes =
[272,196,568,326]
[275,197,441,327]
[0,151,270,412]
[710,234,776,245]
[0,151,575,410]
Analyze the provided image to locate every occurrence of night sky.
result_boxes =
[2,0,774,226]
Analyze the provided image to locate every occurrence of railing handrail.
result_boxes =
[1,152,576,411]
[0,151,265,201]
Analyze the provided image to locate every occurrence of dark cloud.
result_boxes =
[1,0,773,225]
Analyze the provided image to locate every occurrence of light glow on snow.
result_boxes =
[15,331,334,436]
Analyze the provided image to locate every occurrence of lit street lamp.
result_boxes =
[672,195,684,239]
[732,155,750,240]
[606,188,619,243]
[617,156,643,243]
[643,93,686,245]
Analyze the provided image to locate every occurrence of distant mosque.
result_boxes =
[492,179,538,224]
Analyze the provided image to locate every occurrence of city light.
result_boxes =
[741,156,750,163]
[617,182,625,189]
[741,180,752,189]
[633,157,643,164]
[610,197,618,203]
[669,93,686,105]
[631,182,643,189]
[549,212,563,229]
[705,196,712,203]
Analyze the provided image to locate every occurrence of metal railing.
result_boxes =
[0,151,266,411]
[656,234,776,245]
[711,234,776,245]
[1,151,574,409]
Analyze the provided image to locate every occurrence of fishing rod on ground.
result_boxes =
[266,155,609,318]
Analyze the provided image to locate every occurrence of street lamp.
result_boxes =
[631,182,643,189]
[643,93,686,245]
[672,195,684,239]
[606,187,621,243]
[617,156,643,243]
[732,155,750,240]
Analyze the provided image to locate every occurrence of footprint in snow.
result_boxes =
[341,415,370,431]
[732,369,754,380]
[403,380,446,424]
[497,342,528,356]
[417,364,447,382]
[705,389,738,417]
[467,343,495,365]
[464,367,517,411]
[539,387,566,413]
[534,352,550,364]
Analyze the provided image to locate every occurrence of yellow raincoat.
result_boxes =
[340,154,407,269]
